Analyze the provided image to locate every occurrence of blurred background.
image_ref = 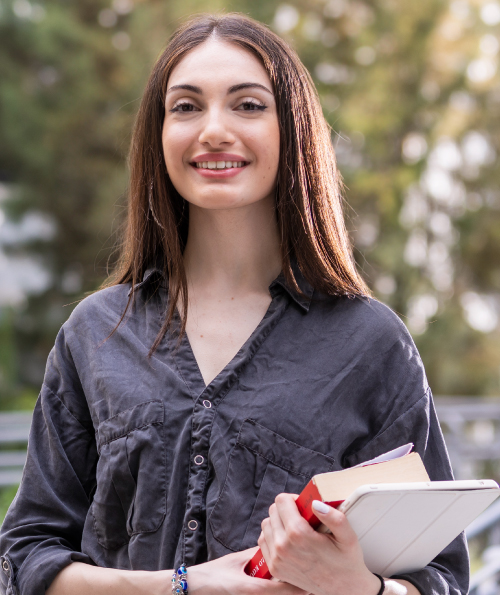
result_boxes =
[0,0,500,589]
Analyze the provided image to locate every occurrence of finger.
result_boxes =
[268,502,287,539]
[274,493,312,538]
[260,516,276,560]
[258,526,273,569]
[311,500,358,546]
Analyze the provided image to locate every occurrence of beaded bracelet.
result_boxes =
[172,564,188,595]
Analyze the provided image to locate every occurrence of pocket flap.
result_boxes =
[97,400,164,448]
[237,419,335,477]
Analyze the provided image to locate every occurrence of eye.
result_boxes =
[237,100,268,112]
[170,101,199,113]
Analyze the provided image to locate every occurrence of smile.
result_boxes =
[194,161,247,170]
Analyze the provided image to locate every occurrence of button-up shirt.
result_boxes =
[0,268,468,595]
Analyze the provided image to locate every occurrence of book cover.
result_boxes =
[245,444,425,579]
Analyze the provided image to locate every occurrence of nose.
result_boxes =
[197,107,235,148]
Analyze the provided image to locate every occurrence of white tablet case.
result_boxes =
[338,480,500,576]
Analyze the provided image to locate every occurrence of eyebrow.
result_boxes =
[228,82,273,95]
[166,82,273,96]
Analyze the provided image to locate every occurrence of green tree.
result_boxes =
[0,0,499,405]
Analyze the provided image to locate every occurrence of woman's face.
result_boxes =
[162,39,280,211]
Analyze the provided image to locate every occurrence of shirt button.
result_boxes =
[194,455,204,465]
[188,520,198,531]
[203,400,212,409]
[2,560,9,575]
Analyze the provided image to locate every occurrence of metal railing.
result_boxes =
[435,397,500,481]
[434,397,500,594]
[466,499,500,593]
[0,411,31,487]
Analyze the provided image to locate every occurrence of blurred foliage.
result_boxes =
[0,485,18,524]
[0,0,499,406]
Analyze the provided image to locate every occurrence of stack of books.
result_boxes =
[245,444,499,579]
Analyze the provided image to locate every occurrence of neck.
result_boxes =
[182,195,282,294]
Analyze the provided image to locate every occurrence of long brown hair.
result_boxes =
[106,12,370,353]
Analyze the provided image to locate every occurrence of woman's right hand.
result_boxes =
[189,547,308,595]
[46,548,306,595]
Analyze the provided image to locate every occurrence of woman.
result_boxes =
[0,13,468,595]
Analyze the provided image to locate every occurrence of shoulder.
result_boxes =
[315,294,413,347]
[43,284,133,393]
[341,294,405,324]
[354,296,412,341]
[320,298,431,464]
[41,286,130,415]
[65,284,132,331]
[46,283,131,351]
[47,284,135,355]
[311,294,427,394]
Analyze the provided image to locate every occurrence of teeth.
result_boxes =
[195,161,246,169]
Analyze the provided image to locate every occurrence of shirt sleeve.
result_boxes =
[0,327,97,595]
[346,386,469,595]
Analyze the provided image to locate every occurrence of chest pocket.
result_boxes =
[209,418,335,552]
[91,400,166,550]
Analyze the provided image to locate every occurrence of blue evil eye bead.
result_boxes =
[180,580,188,591]
[179,565,187,575]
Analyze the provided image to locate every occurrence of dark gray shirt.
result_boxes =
[0,269,468,595]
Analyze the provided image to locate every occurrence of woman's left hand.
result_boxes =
[258,493,381,595]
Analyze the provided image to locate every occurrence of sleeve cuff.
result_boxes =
[391,566,463,595]
[10,544,93,595]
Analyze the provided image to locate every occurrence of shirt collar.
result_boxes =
[130,261,314,312]
[128,267,164,296]
[270,261,314,312]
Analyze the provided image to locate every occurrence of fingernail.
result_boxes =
[312,500,330,514]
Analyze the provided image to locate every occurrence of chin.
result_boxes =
[196,200,251,211]
[191,194,259,211]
